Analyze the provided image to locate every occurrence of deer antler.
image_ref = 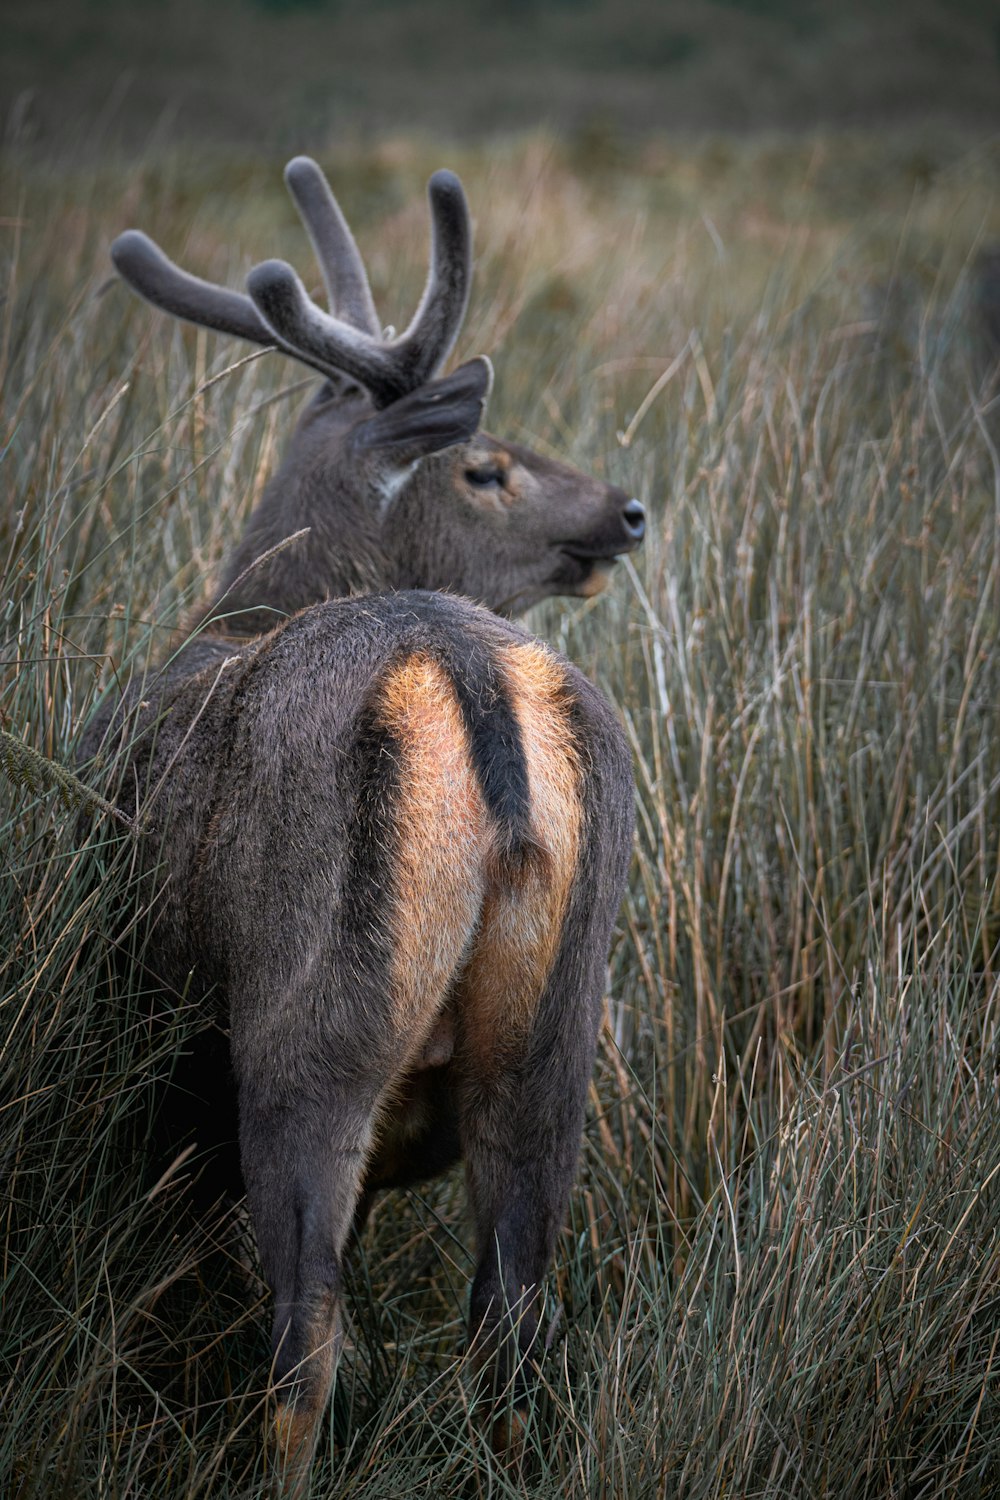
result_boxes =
[247,170,473,410]
[110,163,474,409]
[110,230,344,385]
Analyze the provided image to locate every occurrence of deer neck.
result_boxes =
[191,413,391,641]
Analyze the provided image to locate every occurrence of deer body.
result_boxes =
[90,159,643,1476]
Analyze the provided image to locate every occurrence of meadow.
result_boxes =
[4,126,1000,1497]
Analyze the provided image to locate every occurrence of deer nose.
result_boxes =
[622,498,646,543]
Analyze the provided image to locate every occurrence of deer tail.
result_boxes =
[441,636,548,882]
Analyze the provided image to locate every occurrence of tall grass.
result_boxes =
[3,131,1000,1496]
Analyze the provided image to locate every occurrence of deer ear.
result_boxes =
[352,357,492,467]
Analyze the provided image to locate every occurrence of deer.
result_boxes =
[84,157,645,1484]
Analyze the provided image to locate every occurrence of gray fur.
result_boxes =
[92,161,645,1479]
[191,406,644,636]
[111,230,281,351]
[245,169,471,407]
[111,158,473,407]
[284,156,381,334]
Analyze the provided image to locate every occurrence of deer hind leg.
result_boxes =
[232,1030,389,1486]
[457,649,633,1455]
[236,985,474,1484]
[460,881,632,1455]
[237,985,483,1481]
[457,878,610,1455]
[230,655,491,1483]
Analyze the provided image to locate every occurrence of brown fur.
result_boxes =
[456,645,583,1070]
[378,652,489,1051]
[375,644,584,1075]
[374,641,584,1119]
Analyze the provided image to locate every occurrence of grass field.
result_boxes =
[4,127,1000,1496]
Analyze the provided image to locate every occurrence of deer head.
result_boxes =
[111,158,645,637]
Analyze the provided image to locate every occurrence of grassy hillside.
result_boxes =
[3,128,1000,1496]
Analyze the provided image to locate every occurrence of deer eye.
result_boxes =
[464,464,505,489]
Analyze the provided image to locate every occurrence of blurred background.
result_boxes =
[5,0,1000,152]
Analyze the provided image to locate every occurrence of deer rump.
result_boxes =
[111,589,631,1432]
[172,591,618,1143]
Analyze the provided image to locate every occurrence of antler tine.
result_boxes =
[247,259,405,407]
[111,231,280,348]
[392,170,473,390]
[111,231,348,382]
[284,157,381,337]
[246,170,473,410]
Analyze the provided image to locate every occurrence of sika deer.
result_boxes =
[85,158,643,1482]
